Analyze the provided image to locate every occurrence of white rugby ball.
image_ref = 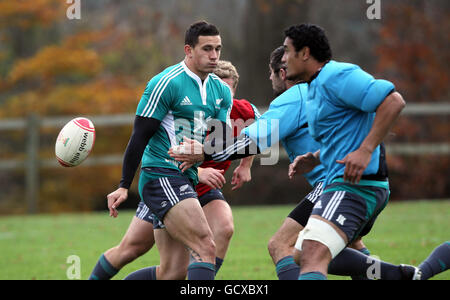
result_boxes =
[55,117,95,167]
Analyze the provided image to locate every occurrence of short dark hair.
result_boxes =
[185,21,220,47]
[270,46,286,74]
[284,24,332,62]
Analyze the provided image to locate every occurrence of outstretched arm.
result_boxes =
[168,133,260,172]
[337,92,406,184]
[231,156,255,191]
[108,116,161,217]
[288,151,321,180]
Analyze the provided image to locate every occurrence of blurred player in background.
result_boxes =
[265,46,327,280]
[89,58,259,280]
[192,60,259,275]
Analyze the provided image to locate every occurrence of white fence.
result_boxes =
[0,103,449,213]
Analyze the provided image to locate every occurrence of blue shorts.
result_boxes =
[198,189,226,207]
[288,181,324,227]
[138,167,198,229]
[135,201,154,224]
[135,202,165,229]
[136,188,226,229]
[310,178,390,244]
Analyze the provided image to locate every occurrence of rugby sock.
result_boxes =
[418,241,450,280]
[123,266,157,280]
[359,247,371,256]
[187,262,215,280]
[215,257,224,275]
[276,256,301,280]
[298,271,327,280]
[328,248,370,278]
[89,254,119,280]
[351,247,372,280]
[328,247,411,280]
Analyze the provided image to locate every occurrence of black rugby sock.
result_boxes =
[215,257,224,275]
[123,266,157,280]
[89,254,119,280]
[351,247,373,280]
[418,241,450,280]
[187,262,215,280]
[276,256,300,280]
[328,247,406,280]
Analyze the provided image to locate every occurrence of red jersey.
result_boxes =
[195,99,259,197]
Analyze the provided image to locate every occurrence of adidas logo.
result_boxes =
[181,96,192,105]
[314,200,322,209]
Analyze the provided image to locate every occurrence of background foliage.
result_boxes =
[0,0,448,214]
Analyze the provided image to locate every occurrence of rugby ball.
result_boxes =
[55,117,95,167]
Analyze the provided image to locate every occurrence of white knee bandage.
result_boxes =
[294,217,346,259]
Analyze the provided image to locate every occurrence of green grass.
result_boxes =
[0,200,449,280]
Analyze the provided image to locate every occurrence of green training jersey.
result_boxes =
[136,61,233,185]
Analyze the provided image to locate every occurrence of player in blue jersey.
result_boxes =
[280,23,410,280]
[265,46,374,280]
[103,21,232,280]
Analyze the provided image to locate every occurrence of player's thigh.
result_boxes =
[202,199,234,236]
[295,214,348,262]
[163,198,215,258]
[154,228,189,280]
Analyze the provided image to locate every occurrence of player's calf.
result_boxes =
[115,243,150,267]
[163,198,217,279]
[268,217,304,264]
[298,240,332,278]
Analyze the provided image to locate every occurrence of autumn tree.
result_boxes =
[376,1,450,200]
[0,1,183,213]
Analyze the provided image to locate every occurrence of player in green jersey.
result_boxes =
[105,21,232,280]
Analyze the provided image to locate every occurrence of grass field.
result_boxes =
[0,200,449,280]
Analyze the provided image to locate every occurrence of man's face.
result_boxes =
[189,35,222,75]
[282,37,306,82]
[269,66,286,97]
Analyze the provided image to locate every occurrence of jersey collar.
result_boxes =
[181,61,210,105]
[307,60,330,85]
